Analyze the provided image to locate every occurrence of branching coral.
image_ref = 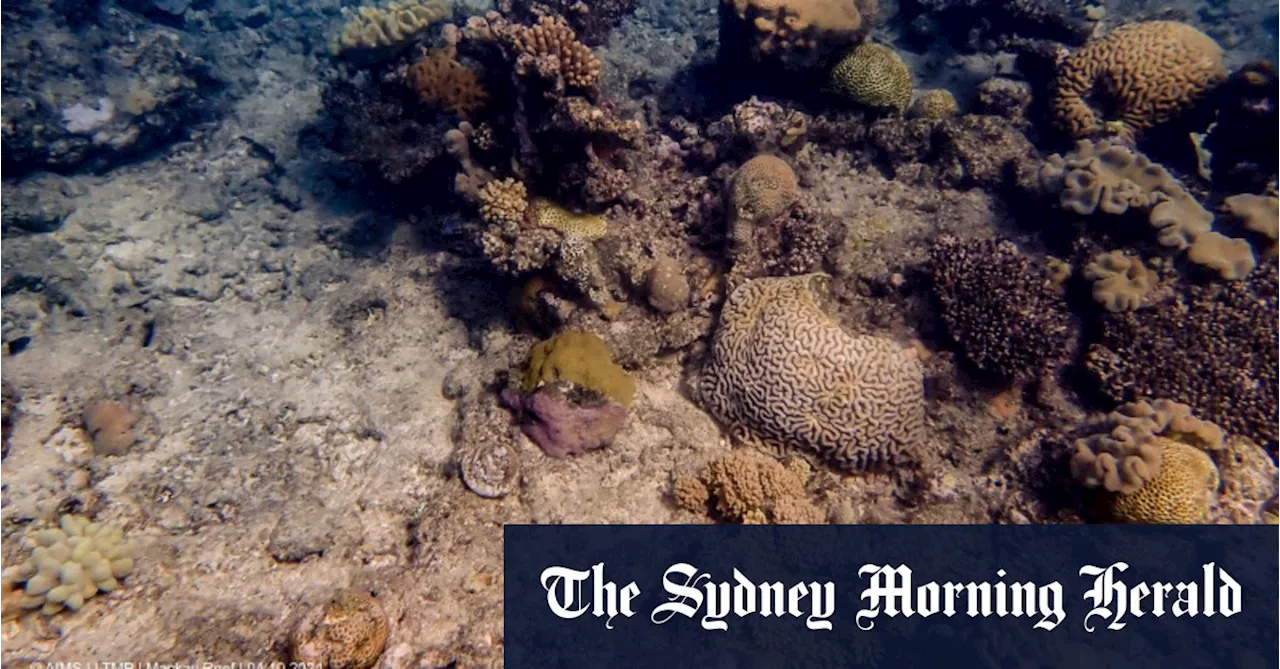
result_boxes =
[1040,140,1255,279]
[478,178,529,227]
[511,15,601,90]
[332,0,450,55]
[674,450,823,524]
[1083,250,1153,312]
[929,237,1073,382]
[1,514,138,618]
[1085,261,1278,447]
[719,0,878,70]
[406,47,489,118]
[695,274,924,471]
[1071,400,1225,523]
[1050,21,1226,140]
[502,0,638,46]
[828,42,914,113]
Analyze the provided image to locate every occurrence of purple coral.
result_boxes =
[500,384,628,458]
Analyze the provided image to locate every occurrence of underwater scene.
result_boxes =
[0,0,1277,661]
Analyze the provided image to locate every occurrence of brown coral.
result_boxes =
[1107,438,1220,523]
[290,588,389,669]
[478,178,529,227]
[908,89,959,119]
[1083,250,1153,312]
[1071,399,1223,495]
[406,48,488,119]
[83,401,137,456]
[727,155,799,278]
[695,274,925,471]
[1040,140,1255,279]
[721,0,878,70]
[692,450,823,524]
[512,15,601,90]
[1050,21,1226,140]
[1223,193,1279,251]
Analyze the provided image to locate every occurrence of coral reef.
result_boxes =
[518,331,634,406]
[828,42,913,113]
[1050,21,1226,141]
[645,256,690,314]
[1204,61,1278,192]
[501,0,638,46]
[929,237,1073,382]
[82,401,138,456]
[1071,400,1226,523]
[1082,250,1152,312]
[1085,261,1278,448]
[1039,140,1255,280]
[332,0,450,56]
[695,274,924,471]
[290,588,389,669]
[717,0,877,71]
[674,450,823,524]
[903,0,1092,53]
[1,514,138,618]
[509,15,602,91]
[1223,194,1279,253]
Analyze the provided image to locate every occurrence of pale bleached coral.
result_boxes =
[695,274,924,471]
[1,514,138,618]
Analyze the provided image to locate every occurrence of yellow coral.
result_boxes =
[0,514,138,619]
[1051,21,1226,139]
[908,89,958,119]
[829,41,913,113]
[519,331,635,407]
[1107,438,1220,523]
[479,178,529,227]
[290,588,389,669]
[698,449,823,524]
[332,0,449,54]
[407,47,488,118]
[531,198,607,240]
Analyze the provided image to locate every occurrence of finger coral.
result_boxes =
[695,274,924,471]
[332,0,450,55]
[512,15,601,90]
[674,450,823,524]
[1040,140,1256,279]
[406,47,489,119]
[828,42,914,113]
[1082,250,1152,312]
[1,514,138,619]
[290,588,389,669]
[929,237,1073,382]
[720,0,878,70]
[1050,21,1226,140]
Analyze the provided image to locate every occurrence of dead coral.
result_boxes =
[679,450,823,524]
[1085,261,1278,447]
[454,395,522,499]
[406,47,489,119]
[1204,61,1278,192]
[719,0,878,71]
[1050,21,1226,140]
[1083,250,1153,312]
[2,380,17,459]
[929,237,1073,382]
[695,274,925,471]
[1040,140,1256,280]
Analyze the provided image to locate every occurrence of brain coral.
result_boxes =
[695,274,925,471]
[720,0,878,70]
[829,42,914,113]
[929,237,1073,382]
[290,588,389,669]
[1086,261,1278,447]
[1,514,137,618]
[908,89,959,119]
[1050,21,1226,140]
[1107,438,1220,524]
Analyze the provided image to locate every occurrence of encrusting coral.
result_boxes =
[290,588,389,669]
[1071,399,1225,523]
[332,0,450,55]
[531,198,607,240]
[1082,250,1153,312]
[929,237,1073,382]
[1050,21,1226,140]
[1,514,138,619]
[718,0,878,70]
[503,331,635,458]
[828,42,914,113]
[695,274,924,471]
[674,450,823,524]
[1040,139,1256,280]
